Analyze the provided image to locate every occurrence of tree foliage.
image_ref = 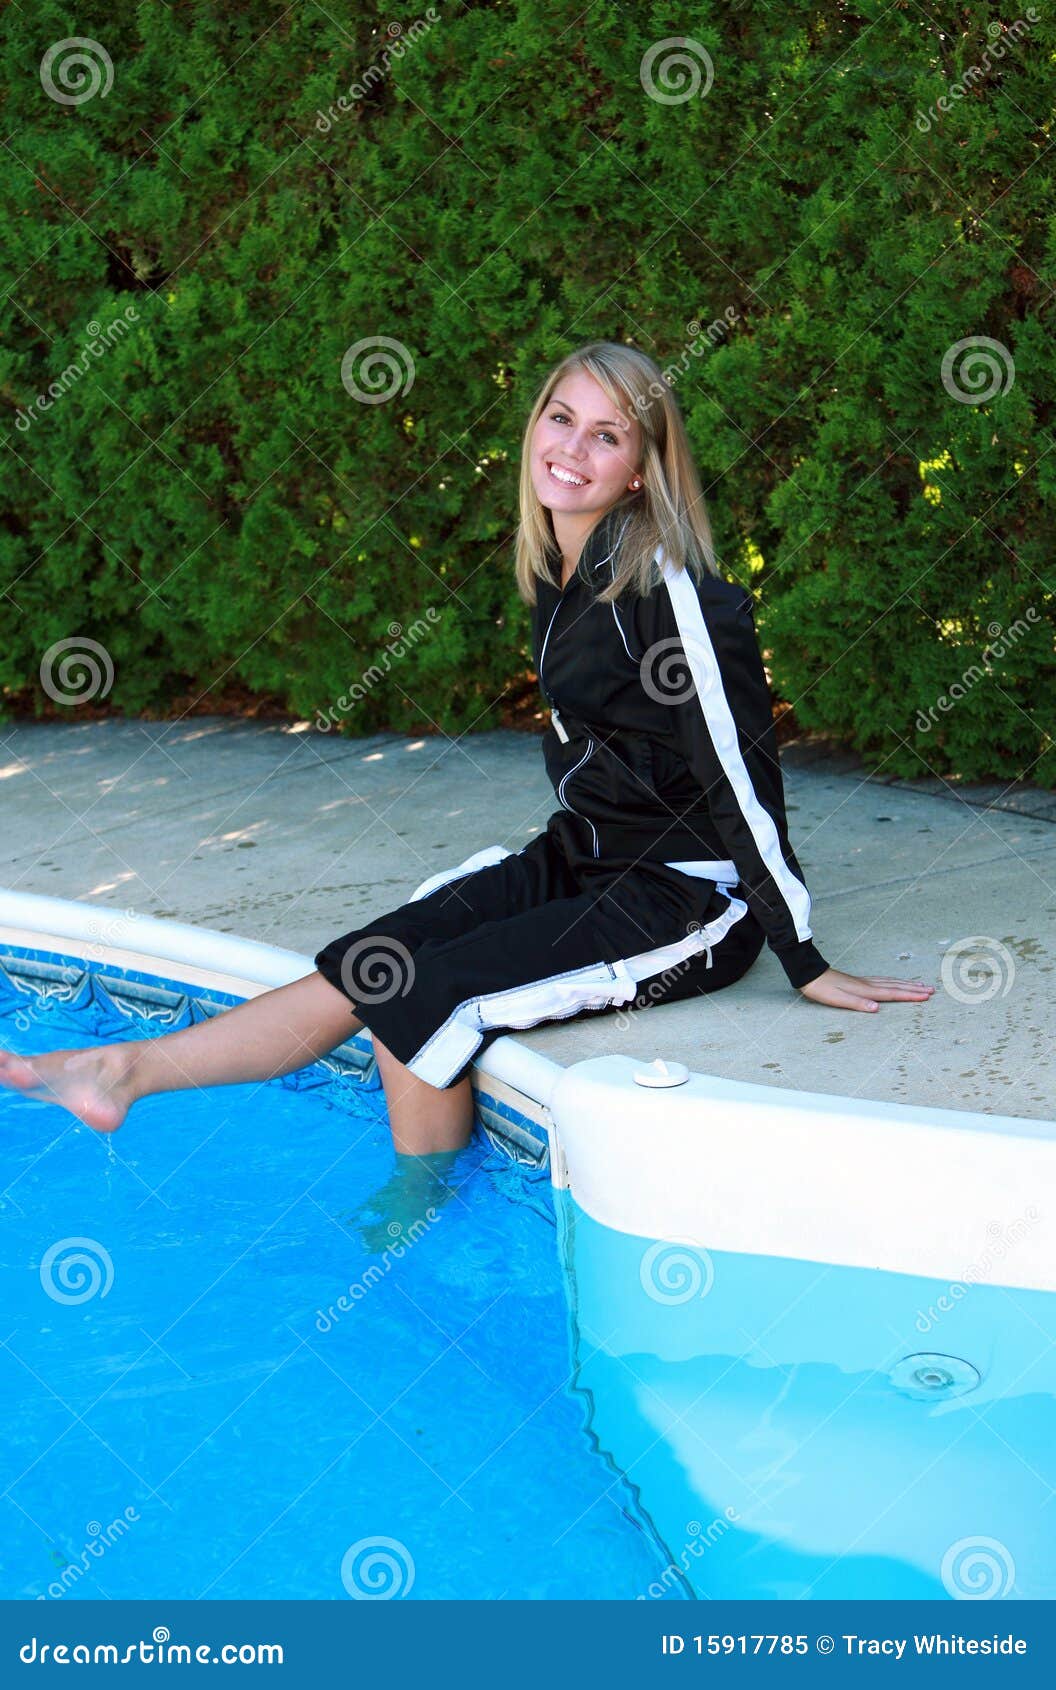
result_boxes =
[1,0,1052,781]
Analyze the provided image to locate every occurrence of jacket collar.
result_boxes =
[542,504,633,590]
[580,504,633,576]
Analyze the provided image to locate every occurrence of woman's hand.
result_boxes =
[797,969,935,1012]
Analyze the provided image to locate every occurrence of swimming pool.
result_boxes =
[545,1058,1056,1602]
[0,939,678,1602]
[557,1196,1056,1600]
[2,902,1052,1603]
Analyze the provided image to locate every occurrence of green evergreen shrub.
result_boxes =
[1,1,1052,782]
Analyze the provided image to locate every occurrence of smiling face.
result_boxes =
[530,366,643,529]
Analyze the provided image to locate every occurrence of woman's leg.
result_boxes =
[371,1036,475,1156]
[0,969,476,1156]
[345,1038,475,1252]
[0,971,363,1133]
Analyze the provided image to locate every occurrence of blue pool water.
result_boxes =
[0,964,678,1602]
[4,955,1053,1604]
[557,1197,1056,1601]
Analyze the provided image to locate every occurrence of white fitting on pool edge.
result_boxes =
[548,1055,1056,1293]
[0,886,563,1106]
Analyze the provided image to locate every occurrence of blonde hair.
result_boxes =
[514,341,720,607]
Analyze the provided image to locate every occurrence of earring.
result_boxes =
[629,478,643,491]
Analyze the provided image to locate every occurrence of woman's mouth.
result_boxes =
[546,460,591,488]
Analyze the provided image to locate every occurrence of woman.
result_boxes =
[0,342,934,1172]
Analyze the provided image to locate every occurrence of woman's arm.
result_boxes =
[636,569,934,1012]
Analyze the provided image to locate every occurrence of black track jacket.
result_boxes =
[529,507,830,990]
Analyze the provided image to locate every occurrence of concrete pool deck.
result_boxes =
[2,715,1053,1121]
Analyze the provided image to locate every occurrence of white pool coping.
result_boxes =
[3,888,1054,1291]
[548,1056,1056,1293]
[0,887,562,1119]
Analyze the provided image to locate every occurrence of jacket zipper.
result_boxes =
[537,595,565,702]
[540,591,573,741]
[558,736,601,857]
[540,575,601,856]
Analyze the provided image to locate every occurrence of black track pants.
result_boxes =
[313,817,766,1091]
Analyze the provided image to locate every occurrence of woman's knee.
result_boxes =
[372,1033,471,1100]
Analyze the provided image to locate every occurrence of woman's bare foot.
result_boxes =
[0,1042,141,1134]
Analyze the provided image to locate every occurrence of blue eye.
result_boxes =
[550,411,618,446]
